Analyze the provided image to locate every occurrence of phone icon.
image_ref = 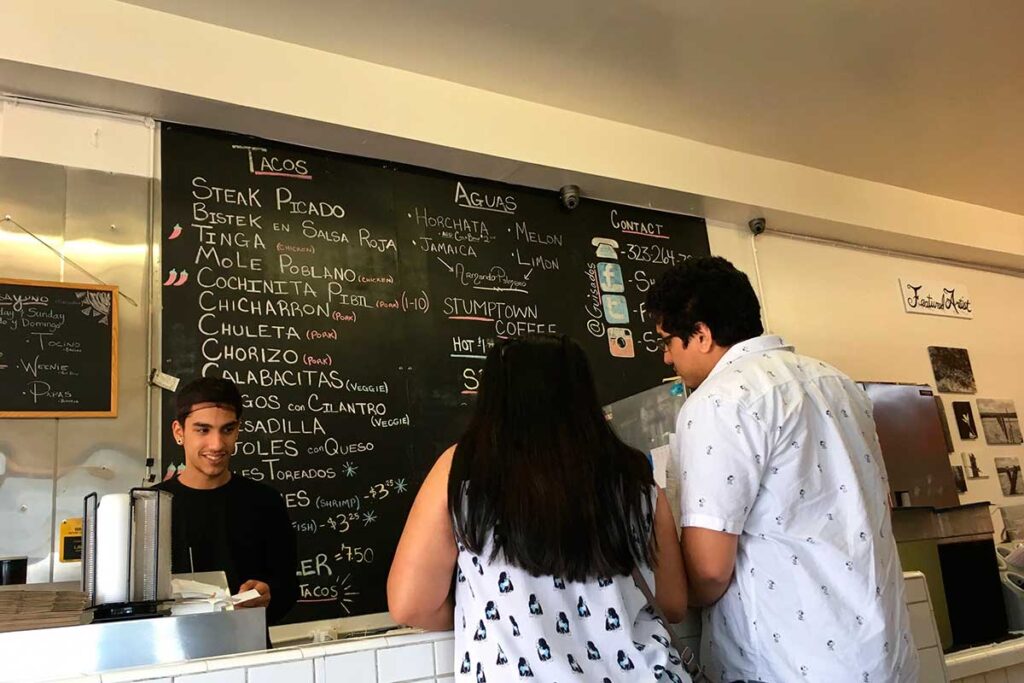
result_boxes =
[592,237,619,260]
[608,328,635,358]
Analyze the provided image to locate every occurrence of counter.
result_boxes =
[8,571,1023,682]
[947,637,1024,682]
[0,608,265,683]
[18,628,456,683]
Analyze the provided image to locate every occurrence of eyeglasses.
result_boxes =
[655,335,679,352]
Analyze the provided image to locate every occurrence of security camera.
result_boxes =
[748,217,766,235]
[560,185,581,211]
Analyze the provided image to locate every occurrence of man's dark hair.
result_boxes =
[644,256,763,347]
[175,376,244,424]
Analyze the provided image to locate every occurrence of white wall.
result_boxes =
[1,90,1021,575]
[708,220,1024,536]
[0,98,155,582]
[0,98,153,177]
[0,98,154,585]
[0,0,1022,272]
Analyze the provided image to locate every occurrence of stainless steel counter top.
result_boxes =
[0,607,266,682]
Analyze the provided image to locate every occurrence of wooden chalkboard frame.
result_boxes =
[0,278,119,418]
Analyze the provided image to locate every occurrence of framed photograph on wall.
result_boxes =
[952,465,968,494]
[1002,505,1024,541]
[934,396,955,453]
[927,346,977,394]
[961,452,988,479]
[997,456,1024,496]
[978,399,1024,445]
[953,401,978,440]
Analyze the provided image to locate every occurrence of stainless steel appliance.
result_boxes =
[82,488,172,621]
[861,382,959,507]
[864,382,1008,650]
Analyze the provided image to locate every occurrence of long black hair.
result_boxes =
[448,334,656,581]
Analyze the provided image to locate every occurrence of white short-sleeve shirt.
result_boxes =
[675,335,918,683]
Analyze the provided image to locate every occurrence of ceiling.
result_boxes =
[120,0,1024,216]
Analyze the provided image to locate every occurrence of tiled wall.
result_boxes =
[948,640,1024,683]
[38,613,703,683]
[42,631,457,683]
[953,667,1024,683]
[906,571,951,682]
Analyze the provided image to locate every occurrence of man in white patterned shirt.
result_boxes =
[646,257,918,683]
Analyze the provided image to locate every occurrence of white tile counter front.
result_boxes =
[948,639,1024,683]
[34,630,454,683]
[27,571,1012,683]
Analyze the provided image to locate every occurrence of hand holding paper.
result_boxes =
[235,579,271,609]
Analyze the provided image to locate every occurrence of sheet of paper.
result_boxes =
[664,432,682,529]
[150,369,180,392]
[170,600,224,616]
[230,588,262,605]
[650,445,671,488]
[171,578,228,600]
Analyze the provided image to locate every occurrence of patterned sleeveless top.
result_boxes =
[452,489,690,682]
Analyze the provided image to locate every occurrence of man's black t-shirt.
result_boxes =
[153,474,299,625]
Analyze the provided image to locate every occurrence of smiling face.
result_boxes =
[171,403,240,489]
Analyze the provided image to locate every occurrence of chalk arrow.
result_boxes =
[436,257,454,273]
[163,269,178,286]
[524,268,534,281]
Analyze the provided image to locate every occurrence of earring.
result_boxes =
[176,439,182,445]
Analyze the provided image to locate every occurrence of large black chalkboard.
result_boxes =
[0,279,118,417]
[160,123,709,623]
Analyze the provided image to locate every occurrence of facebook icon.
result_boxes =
[597,262,624,292]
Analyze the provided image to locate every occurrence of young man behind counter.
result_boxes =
[153,377,299,626]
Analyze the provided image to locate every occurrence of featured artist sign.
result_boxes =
[899,278,973,319]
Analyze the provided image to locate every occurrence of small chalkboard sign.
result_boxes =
[0,278,118,418]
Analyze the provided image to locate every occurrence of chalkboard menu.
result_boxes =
[0,279,118,418]
[160,123,709,623]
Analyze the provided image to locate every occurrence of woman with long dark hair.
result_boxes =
[388,334,689,681]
